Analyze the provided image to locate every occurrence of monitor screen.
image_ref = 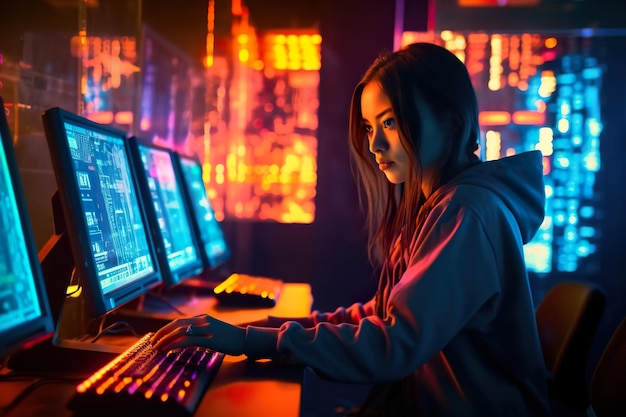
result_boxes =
[173,152,231,269]
[41,107,162,319]
[0,96,55,359]
[127,137,204,287]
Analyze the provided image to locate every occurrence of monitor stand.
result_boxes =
[43,231,175,354]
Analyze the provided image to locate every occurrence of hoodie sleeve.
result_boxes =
[310,298,376,324]
[261,298,376,328]
[244,201,502,383]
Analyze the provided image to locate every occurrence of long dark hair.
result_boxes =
[348,42,480,268]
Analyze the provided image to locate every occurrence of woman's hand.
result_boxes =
[150,314,246,356]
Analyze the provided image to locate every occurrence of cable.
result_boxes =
[90,321,142,343]
[146,291,188,316]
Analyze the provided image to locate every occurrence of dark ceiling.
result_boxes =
[3,0,625,65]
[1,0,321,64]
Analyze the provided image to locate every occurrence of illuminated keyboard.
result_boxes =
[68,332,224,417]
[213,273,284,308]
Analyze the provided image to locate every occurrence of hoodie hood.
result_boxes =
[438,150,546,244]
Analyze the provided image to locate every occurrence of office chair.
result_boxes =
[587,317,626,417]
[535,281,606,412]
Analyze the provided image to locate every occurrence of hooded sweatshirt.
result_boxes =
[245,150,551,416]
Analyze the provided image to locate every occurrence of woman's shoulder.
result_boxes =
[435,182,503,212]
[430,153,545,243]
[437,151,544,215]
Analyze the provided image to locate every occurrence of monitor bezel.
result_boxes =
[172,151,232,270]
[126,136,205,288]
[0,96,55,359]
[41,107,163,319]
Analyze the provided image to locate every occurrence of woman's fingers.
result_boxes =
[149,314,245,355]
[151,318,186,343]
[150,315,212,350]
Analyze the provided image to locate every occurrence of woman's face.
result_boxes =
[361,81,447,192]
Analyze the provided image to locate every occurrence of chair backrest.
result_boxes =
[589,317,626,417]
[535,281,606,410]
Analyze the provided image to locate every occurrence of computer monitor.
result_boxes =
[172,152,231,270]
[41,107,163,350]
[126,137,204,287]
[0,96,55,361]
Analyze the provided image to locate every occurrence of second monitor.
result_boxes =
[126,137,204,288]
[172,152,230,271]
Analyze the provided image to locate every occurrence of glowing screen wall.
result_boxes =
[403,29,622,275]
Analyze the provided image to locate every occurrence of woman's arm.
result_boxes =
[242,297,377,328]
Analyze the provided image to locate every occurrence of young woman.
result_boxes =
[151,43,551,416]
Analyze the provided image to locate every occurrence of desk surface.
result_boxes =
[132,281,315,326]
[1,356,306,417]
[0,283,317,417]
